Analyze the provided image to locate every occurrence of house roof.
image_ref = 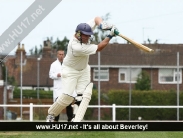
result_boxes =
[4,43,183,86]
[89,43,183,67]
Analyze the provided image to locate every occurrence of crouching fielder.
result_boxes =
[46,16,117,122]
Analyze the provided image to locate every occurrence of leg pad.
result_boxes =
[73,83,93,122]
[48,93,74,116]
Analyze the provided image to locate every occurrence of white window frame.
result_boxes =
[118,71,127,83]
[159,68,182,84]
[0,80,4,86]
[93,68,109,81]
[118,68,141,83]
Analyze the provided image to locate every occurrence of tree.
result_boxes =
[29,37,69,55]
[135,71,151,90]
[29,45,42,55]
[52,37,69,52]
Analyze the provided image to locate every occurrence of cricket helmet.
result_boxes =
[75,23,93,36]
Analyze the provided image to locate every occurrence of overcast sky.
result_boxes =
[0,0,183,55]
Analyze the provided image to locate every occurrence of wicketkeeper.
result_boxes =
[46,16,118,122]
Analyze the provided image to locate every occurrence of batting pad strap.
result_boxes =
[73,83,93,122]
[75,95,83,102]
[48,93,74,116]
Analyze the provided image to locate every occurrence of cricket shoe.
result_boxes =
[46,114,55,122]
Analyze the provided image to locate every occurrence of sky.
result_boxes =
[0,0,183,55]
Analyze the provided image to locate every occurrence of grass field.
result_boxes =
[0,132,183,138]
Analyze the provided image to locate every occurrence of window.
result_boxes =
[159,68,182,84]
[93,68,109,81]
[119,68,141,83]
[120,73,126,81]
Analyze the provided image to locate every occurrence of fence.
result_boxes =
[1,104,183,122]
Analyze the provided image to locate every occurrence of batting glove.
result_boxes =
[107,26,118,39]
[99,21,114,30]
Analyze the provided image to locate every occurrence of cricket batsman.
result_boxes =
[46,16,118,122]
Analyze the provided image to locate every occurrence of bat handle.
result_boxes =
[108,28,120,36]
[114,29,120,35]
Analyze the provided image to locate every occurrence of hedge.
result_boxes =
[13,88,183,121]
[13,88,53,99]
[107,90,183,120]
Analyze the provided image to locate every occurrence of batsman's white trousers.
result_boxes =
[61,64,91,96]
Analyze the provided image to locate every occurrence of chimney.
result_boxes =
[42,40,52,58]
[15,43,26,65]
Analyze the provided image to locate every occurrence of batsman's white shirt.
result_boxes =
[49,59,76,101]
[61,18,98,96]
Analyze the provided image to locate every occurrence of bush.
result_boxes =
[13,88,183,121]
[107,90,183,120]
[13,88,53,99]
[84,90,111,120]
[135,71,151,90]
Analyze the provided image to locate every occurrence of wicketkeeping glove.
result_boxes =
[99,21,114,30]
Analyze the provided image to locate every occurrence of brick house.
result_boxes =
[1,40,56,118]
[0,55,15,119]
[5,41,55,91]
[4,42,183,92]
[0,61,4,119]
[89,43,183,92]
[2,41,183,119]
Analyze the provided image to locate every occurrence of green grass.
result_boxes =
[0,132,183,138]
